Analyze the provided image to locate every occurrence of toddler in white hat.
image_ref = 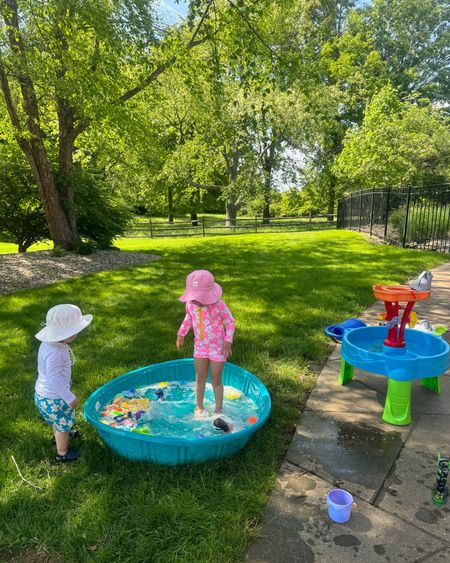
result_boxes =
[34,304,92,462]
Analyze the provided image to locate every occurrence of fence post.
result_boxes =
[358,190,363,231]
[149,219,153,239]
[383,186,391,240]
[309,211,312,229]
[255,216,258,233]
[349,195,353,229]
[402,185,412,248]
[369,187,375,237]
[202,216,205,237]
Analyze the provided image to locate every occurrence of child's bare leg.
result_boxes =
[210,361,225,412]
[194,358,209,411]
[53,427,69,455]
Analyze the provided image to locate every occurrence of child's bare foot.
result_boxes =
[194,407,208,419]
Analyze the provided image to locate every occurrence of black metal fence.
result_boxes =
[125,214,336,238]
[337,184,450,252]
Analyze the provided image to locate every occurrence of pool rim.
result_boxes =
[84,358,272,447]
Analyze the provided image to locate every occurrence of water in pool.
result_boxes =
[99,381,260,439]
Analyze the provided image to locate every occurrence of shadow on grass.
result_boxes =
[0,231,447,561]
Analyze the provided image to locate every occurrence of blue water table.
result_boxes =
[84,359,271,465]
[339,284,450,426]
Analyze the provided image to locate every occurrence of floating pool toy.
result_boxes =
[132,427,151,434]
[338,280,450,426]
[248,416,258,424]
[158,381,169,388]
[84,359,271,465]
[213,417,231,433]
[120,398,150,411]
[225,390,242,400]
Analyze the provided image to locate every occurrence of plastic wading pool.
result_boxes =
[84,359,271,465]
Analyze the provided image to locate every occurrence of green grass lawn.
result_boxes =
[0,231,447,563]
[0,240,53,254]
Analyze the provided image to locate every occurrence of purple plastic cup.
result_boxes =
[326,489,354,523]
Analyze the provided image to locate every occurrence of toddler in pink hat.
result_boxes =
[177,270,235,414]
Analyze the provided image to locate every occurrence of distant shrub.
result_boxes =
[73,171,131,249]
[389,205,450,243]
[0,149,49,252]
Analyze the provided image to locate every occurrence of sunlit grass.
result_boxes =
[0,240,53,254]
[0,231,447,562]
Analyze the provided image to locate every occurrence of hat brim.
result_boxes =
[35,314,93,342]
[179,283,222,305]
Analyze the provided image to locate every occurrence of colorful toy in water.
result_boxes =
[432,453,449,506]
[124,398,149,410]
[158,381,169,388]
[132,427,150,434]
[248,416,258,424]
[155,389,164,400]
[325,318,367,342]
[224,389,242,400]
[213,417,231,433]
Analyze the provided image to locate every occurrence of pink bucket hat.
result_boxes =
[179,270,222,305]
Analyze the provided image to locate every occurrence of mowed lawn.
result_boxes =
[0,231,447,563]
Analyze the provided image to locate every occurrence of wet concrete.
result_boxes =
[247,262,450,561]
[286,410,405,502]
[246,462,448,563]
[377,414,450,540]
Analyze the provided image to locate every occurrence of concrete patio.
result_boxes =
[247,263,450,562]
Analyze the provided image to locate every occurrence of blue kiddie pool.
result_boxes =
[84,359,271,465]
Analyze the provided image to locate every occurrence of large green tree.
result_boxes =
[334,85,450,189]
[0,0,211,248]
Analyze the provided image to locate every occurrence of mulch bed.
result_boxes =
[0,250,159,296]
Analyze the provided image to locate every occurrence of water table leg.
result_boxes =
[383,378,412,426]
[338,359,354,385]
[421,377,441,394]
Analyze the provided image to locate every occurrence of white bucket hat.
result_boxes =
[35,304,93,342]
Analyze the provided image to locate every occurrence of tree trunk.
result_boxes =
[168,185,174,223]
[225,202,237,226]
[327,176,336,221]
[262,142,275,225]
[190,212,198,227]
[24,144,78,249]
[57,99,79,239]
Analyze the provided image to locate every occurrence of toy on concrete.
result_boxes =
[326,489,354,523]
[432,453,449,506]
[325,318,367,342]
[336,271,450,426]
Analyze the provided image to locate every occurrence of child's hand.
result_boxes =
[222,341,232,358]
[69,398,78,408]
[176,335,185,349]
